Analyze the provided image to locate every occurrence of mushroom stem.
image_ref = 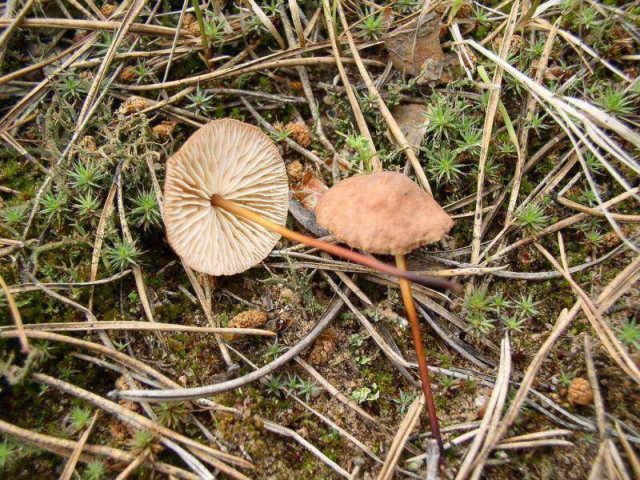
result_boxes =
[211,195,461,292]
[395,254,444,454]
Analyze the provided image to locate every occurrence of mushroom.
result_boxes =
[315,171,457,451]
[164,118,456,289]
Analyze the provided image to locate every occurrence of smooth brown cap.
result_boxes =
[164,119,289,276]
[315,172,453,255]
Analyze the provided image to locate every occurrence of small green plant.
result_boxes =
[345,134,375,173]
[516,293,540,317]
[516,203,548,232]
[296,379,320,401]
[131,430,156,455]
[457,127,482,156]
[265,374,286,396]
[393,390,417,414]
[584,230,603,246]
[83,461,105,480]
[557,371,573,388]
[134,61,151,80]
[158,402,189,429]
[285,373,303,392]
[425,95,457,139]
[348,333,365,348]
[2,204,28,227]
[355,355,372,366]
[358,10,386,40]
[427,148,463,184]
[0,440,16,470]
[205,18,225,44]
[60,74,86,100]
[131,190,161,231]
[105,238,142,271]
[263,340,286,361]
[68,162,104,191]
[40,191,68,223]
[584,152,604,174]
[502,315,526,333]
[351,384,380,404]
[597,85,635,117]
[468,315,495,335]
[491,292,511,314]
[440,375,459,393]
[74,192,101,217]
[617,319,640,350]
[186,86,214,114]
[465,289,492,316]
[69,406,93,432]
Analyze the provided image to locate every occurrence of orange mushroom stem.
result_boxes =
[396,254,443,452]
[211,194,462,293]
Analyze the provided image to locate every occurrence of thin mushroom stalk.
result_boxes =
[395,254,443,453]
[211,194,461,292]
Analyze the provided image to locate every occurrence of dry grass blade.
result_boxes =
[0,418,199,480]
[244,0,285,48]
[58,411,99,480]
[376,394,424,480]
[110,294,346,402]
[614,422,640,478]
[469,0,519,266]
[32,373,253,479]
[535,242,640,384]
[335,0,431,192]
[583,335,606,440]
[0,321,275,336]
[288,0,305,48]
[0,274,29,353]
[320,0,379,169]
[456,334,511,480]
[0,0,36,67]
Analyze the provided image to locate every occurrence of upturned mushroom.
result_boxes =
[315,171,457,451]
[163,118,457,290]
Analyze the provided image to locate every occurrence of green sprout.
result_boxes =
[40,191,68,223]
[597,85,635,117]
[105,238,142,271]
[83,461,105,480]
[617,319,640,350]
[427,148,463,184]
[74,192,101,217]
[186,86,214,114]
[351,384,380,404]
[516,293,540,318]
[516,203,548,232]
[358,11,386,40]
[68,162,104,191]
[69,406,93,432]
[131,190,161,231]
[2,204,28,227]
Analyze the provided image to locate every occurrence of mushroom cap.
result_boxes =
[164,119,289,276]
[315,172,453,255]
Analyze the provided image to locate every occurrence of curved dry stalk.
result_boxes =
[0,17,191,38]
[32,373,252,479]
[0,321,275,336]
[0,418,199,480]
[109,293,346,402]
[0,275,28,353]
[59,411,100,480]
[376,394,424,480]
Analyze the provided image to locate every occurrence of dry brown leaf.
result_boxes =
[390,103,428,149]
[383,15,458,84]
[292,170,328,211]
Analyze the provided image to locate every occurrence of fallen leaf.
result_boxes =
[391,104,429,148]
[384,15,458,84]
[292,170,328,211]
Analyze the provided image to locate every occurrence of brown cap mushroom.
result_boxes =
[315,171,454,255]
[163,118,289,276]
